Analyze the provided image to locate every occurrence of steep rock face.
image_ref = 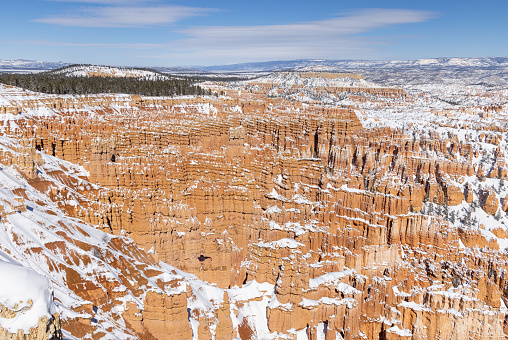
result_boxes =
[482,188,500,215]
[0,71,508,339]
[0,135,235,340]
[143,290,192,339]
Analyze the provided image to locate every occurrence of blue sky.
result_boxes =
[1,0,507,66]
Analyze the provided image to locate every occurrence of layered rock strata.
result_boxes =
[0,71,507,339]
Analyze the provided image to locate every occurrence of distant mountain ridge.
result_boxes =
[196,57,508,86]
[0,59,69,72]
[2,57,508,73]
[1,57,508,85]
[199,57,508,72]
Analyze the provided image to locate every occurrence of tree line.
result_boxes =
[0,69,211,97]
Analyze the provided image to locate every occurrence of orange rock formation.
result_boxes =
[0,71,508,339]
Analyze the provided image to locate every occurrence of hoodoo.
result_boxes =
[0,65,507,339]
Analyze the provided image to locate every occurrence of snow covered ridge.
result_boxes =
[200,57,508,72]
[226,69,403,105]
[49,65,171,81]
[2,56,507,74]
[248,71,374,88]
[0,59,68,73]
[200,57,508,86]
[0,261,58,334]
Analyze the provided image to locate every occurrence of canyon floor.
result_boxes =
[0,66,508,339]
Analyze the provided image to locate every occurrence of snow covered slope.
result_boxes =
[201,57,508,72]
[49,65,170,80]
[201,57,508,86]
[0,260,57,334]
[250,71,373,88]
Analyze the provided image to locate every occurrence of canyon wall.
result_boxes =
[0,70,507,339]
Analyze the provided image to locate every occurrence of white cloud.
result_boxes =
[46,0,151,4]
[10,40,164,49]
[35,5,214,27]
[31,8,436,65]
[158,8,436,64]
[181,9,433,40]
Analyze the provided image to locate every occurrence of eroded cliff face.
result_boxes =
[0,69,508,339]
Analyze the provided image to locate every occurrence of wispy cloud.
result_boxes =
[46,0,152,4]
[8,40,164,49]
[31,7,436,65]
[157,9,436,64]
[35,5,215,28]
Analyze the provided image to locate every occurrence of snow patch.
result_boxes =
[0,261,56,333]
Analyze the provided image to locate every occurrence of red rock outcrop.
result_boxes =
[1,71,508,339]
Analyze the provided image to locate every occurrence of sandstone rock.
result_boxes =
[481,188,499,215]
[2,72,508,340]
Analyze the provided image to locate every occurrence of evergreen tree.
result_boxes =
[450,210,455,224]
[0,70,207,97]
